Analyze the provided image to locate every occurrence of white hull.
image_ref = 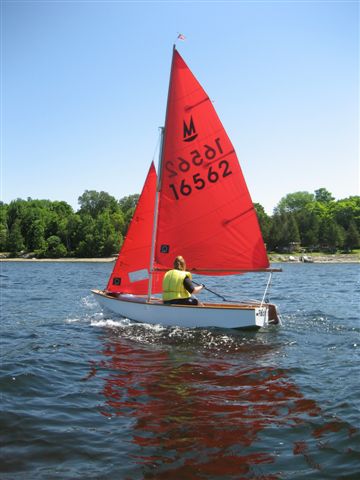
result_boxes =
[92,290,279,330]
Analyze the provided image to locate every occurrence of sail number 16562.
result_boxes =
[169,160,232,200]
[166,137,233,200]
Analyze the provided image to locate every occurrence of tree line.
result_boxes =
[0,191,139,258]
[255,188,359,253]
[0,188,359,258]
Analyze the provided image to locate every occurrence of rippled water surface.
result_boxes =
[1,261,359,479]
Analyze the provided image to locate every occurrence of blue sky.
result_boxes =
[1,0,358,214]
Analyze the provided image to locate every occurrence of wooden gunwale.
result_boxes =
[93,290,262,311]
[153,268,282,273]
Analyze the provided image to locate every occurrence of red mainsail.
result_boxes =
[106,48,269,296]
[154,48,269,274]
[106,162,163,294]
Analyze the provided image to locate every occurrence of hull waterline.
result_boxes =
[92,290,279,330]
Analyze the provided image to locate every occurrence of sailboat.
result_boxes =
[92,47,281,330]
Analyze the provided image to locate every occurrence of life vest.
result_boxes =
[162,269,192,301]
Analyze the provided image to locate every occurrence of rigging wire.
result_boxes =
[151,129,162,164]
[260,272,273,307]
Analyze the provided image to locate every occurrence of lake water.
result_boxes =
[1,261,359,479]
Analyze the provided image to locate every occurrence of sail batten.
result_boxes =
[184,96,210,111]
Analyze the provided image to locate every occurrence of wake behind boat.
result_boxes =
[92,47,281,330]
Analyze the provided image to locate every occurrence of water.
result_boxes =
[1,261,359,479]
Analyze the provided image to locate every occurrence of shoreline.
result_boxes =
[0,254,359,264]
[268,253,359,264]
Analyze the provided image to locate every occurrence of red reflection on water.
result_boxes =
[85,337,356,479]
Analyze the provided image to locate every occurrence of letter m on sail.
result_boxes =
[183,116,198,142]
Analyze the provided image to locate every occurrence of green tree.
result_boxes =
[6,199,27,231]
[119,194,139,213]
[319,217,345,251]
[110,211,126,236]
[314,188,335,203]
[331,197,360,231]
[296,207,320,248]
[344,221,359,251]
[94,211,121,257]
[274,191,314,215]
[254,203,271,245]
[78,190,119,218]
[0,202,7,222]
[44,201,73,240]
[0,223,8,251]
[45,235,68,258]
[268,213,300,251]
[268,215,282,251]
[28,219,47,252]
[7,219,25,255]
[64,214,82,255]
[75,214,97,257]
[0,203,8,251]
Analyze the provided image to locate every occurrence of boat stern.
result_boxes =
[255,304,280,328]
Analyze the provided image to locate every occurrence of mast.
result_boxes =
[157,44,176,192]
[147,128,163,301]
[147,46,177,301]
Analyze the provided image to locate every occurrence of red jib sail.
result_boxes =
[154,48,269,274]
[107,162,163,294]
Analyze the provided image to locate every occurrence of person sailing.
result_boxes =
[162,255,204,305]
